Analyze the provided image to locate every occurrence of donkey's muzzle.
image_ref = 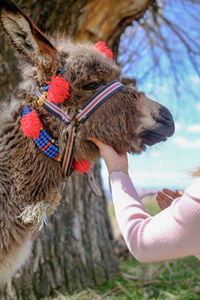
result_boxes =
[143,107,175,146]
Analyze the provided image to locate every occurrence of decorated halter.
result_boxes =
[42,79,124,177]
[20,42,124,194]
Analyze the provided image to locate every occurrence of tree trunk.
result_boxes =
[6,165,118,299]
[0,0,151,298]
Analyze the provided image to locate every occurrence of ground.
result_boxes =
[44,195,200,300]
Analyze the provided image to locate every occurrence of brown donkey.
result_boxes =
[0,0,174,287]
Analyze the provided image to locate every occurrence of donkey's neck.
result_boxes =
[0,98,63,283]
[0,98,63,212]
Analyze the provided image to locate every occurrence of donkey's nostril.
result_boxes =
[159,107,173,121]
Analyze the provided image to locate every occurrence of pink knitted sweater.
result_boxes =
[109,171,200,262]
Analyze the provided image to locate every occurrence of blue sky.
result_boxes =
[101,93,200,191]
[100,1,200,192]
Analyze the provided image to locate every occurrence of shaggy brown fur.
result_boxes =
[0,0,174,287]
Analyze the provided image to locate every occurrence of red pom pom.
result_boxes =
[20,110,42,139]
[72,159,91,174]
[93,41,113,60]
[47,76,70,104]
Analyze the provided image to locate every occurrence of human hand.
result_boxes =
[156,189,183,210]
[88,138,128,174]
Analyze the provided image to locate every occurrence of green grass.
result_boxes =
[49,256,200,300]
[48,195,200,300]
[141,193,161,216]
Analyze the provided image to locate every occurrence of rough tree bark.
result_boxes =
[8,166,117,299]
[0,0,151,299]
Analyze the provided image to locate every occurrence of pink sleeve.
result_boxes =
[109,171,200,262]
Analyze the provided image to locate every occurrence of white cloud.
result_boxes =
[100,154,194,191]
[190,76,200,85]
[149,150,160,158]
[196,103,200,112]
[128,170,192,190]
[175,122,181,132]
[174,136,200,149]
[187,124,200,133]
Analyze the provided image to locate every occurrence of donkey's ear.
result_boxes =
[0,0,57,65]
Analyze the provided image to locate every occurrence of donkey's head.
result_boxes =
[0,0,174,164]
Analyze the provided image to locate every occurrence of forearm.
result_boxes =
[109,171,151,260]
[110,173,200,262]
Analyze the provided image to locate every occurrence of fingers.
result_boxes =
[163,189,177,199]
[157,191,173,202]
[87,138,113,152]
[163,188,183,199]
[156,191,173,210]
[87,138,109,153]
[87,137,128,174]
[156,187,183,211]
[157,197,170,210]
[87,137,101,147]
[176,189,183,196]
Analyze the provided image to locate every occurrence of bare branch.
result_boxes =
[119,0,200,98]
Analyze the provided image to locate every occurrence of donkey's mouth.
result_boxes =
[142,131,168,146]
[142,107,175,146]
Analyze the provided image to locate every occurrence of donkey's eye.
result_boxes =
[83,82,99,90]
